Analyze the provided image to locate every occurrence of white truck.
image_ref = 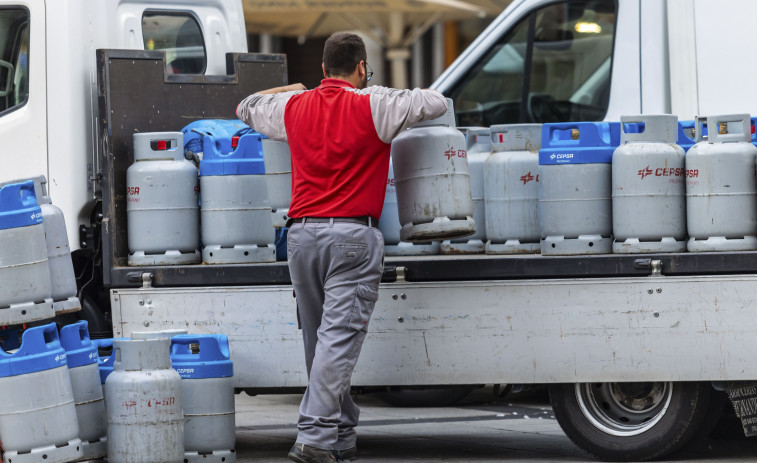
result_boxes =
[3,0,757,460]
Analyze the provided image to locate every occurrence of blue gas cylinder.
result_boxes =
[182,119,250,159]
[275,227,289,261]
[199,131,274,264]
[0,322,83,461]
[539,122,621,255]
[171,334,235,462]
[0,181,54,325]
[93,337,127,384]
[60,321,107,460]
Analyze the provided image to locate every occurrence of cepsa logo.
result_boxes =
[127,186,141,203]
[386,178,395,187]
[444,148,467,160]
[637,165,685,180]
[520,172,539,185]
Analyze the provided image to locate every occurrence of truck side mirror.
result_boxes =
[0,59,14,97]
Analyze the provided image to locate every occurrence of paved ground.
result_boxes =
[234,387,757,462]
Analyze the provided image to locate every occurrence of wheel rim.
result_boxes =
[575,382,673,437]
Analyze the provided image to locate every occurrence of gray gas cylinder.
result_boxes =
[127,132,201,266]
[392,98,476,242]
[60,321,107,461]
[171,335,235,463]
[378,160,440,255]
[0,181,55,325]
[686,114,757,251]
[262,138,292,228]
[484,124,542,254]
[612,115,687,253]
[539,122,621,255]
[105,337,184,463]
[442,127,490,254]
[200,131,275,264]
[34,176,81,313]
[0,323,83,463]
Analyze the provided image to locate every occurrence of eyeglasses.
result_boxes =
[364,61,373,82]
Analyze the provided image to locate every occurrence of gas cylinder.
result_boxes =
[181,119,248,161]
[200,132,275,263]
[539,122,621,255]
[33,176,81,313]
[612,115,686,253]
[261,137,292,228]
[60,321,107,461]
[171,335,235,463]
[392,99,476,242]
[686,114,757,251]
[127,132,201,265]
[0,323,83,463]
[105,337,184,463]
[93,338,124,390]
[677,120,697,152]
[378,160,440,255]
[484,124,542,254]
[442,127,490,254]
[0,181,54,325]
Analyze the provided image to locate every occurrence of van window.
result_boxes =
[448,0,617,126]
[0,8,30,115]
[142,11,206,74]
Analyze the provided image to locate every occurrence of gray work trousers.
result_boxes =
[287,219,384,451]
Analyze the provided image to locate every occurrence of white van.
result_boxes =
[433,0,757,125]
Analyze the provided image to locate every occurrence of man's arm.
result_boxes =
[358,87,448,144]
[257,83,307,95]
[236,84,307,141]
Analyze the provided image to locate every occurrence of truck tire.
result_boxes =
[548,382,712,461]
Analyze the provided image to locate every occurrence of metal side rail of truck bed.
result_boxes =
[112,251,757,287]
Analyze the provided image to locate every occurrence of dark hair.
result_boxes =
[323,32,367,77]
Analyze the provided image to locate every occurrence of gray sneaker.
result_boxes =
[288,442,337,463]
[332,447,357,461]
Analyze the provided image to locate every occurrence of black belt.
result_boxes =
[286,216,378,228]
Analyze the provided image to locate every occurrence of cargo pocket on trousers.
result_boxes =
[347,283,379,331]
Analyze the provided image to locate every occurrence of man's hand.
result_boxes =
[257,83,307,95]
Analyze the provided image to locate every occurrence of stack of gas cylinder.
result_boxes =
[380,107,757,256]
[0,321,107,463]
[94,330,236,463]
[126,120,292,266]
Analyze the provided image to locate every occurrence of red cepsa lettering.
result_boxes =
[127,186,140,195]
[444,149,468,160]
[637,165,686,179]
[520,172,539,185]
[685,169,699,178]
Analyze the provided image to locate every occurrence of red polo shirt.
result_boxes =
[284,79,388,220]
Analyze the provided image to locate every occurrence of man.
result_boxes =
[237,32,447,463]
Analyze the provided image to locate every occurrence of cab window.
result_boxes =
[448,0,617,126]
[0,8,30,115]
[142,11,206,74]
